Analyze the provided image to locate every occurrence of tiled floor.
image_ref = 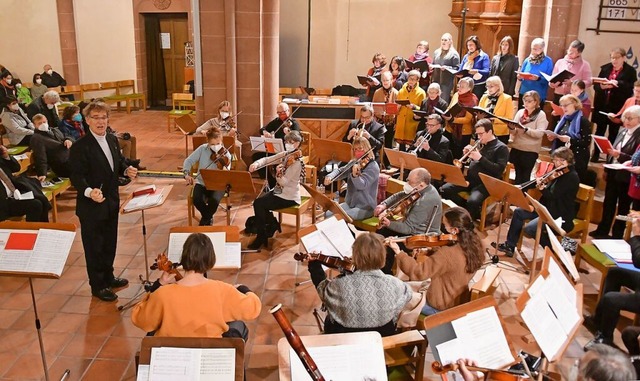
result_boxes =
[0,110,625,380]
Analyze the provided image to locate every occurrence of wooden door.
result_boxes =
[159,14,188,100]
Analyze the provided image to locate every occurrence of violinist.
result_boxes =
[195,100,243,156]
[183,126,231,226]
[251,102,301,183]
[247,131,304,250]
[387,207,484,316]
[342,104,385,161]
[412,114,452,164]
[590,105,640,239]
[131,233,261,340]
[324,137,380,220]
[307,232,412,337]
[441,119,508,220]
[495,147,579,257]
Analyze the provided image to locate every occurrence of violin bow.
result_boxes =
[424,204,439,234]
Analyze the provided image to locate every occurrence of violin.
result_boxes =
[276,149,302,178]
[377,189,422,228]
[389,233,458,250]
[536,165,569,190]
[352,155,373,177]
[150,253,183,281]
[432,361,526,381]
[220,110,242,130]
[210,145,231,170]
[293,252,356,273]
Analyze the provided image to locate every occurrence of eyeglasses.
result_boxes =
[427,123,440,127]
[276,111,287,115]
[559,103,573,108]
[475,132,486,137]
[523,99,536,103]
[90,115,108,120]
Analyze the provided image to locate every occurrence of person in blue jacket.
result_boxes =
[517,38,554,109]
[458,35,490,100]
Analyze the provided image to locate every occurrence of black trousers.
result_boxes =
[192,183,225,225]
[594,267,640,341]
[597,175,633,238]
[593,111,622,144]
[80,214,119,292]
[472,84,486,102]
[5,198,47,222]
[510,148,539,186]
[252,191,297,236]
[441,183,489,220]
[496,135,509,145]
[444,131,471,164]
[251,152,277,188]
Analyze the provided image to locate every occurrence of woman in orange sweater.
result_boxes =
[386,207,485,316]
[131,233,261,339]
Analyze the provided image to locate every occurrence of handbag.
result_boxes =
[561,236,577,255]
[396,277,430,328]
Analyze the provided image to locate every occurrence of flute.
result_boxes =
[270,304,326,381]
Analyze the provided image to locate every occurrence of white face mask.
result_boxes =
[36,79,42,85]
[5,79,11,85]
[38,123,49,132]
[210,144,222,152]
[403,183,414,194]
[9,104,19,111]
[285,143,296,151]
[46,69,53,75]
[46,103,55,110]
[15,83,21,89]
[220,111,230,119]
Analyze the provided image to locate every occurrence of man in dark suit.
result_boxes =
[0,146,49,222]
[342,104,385,161]
[69,101,137,302]
[591,105,640,239]
[412,114,452,164]
[29,113,73,180]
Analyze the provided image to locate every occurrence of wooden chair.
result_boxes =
[275,165,317,243]
[383,330,427,381]
[116,79,146,113]
[100,81,127,111]
[168,93,195,132]
[567,184,595,243]
[186,164,231,226]
[352,176,406,232]
[59,85,82,102]
[79,83,101,100]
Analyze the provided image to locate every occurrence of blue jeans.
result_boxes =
[421,301,440,316]
[506,208,539,248]
[326,202,373,221]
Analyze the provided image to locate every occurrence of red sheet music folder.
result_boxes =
[5,232,38,250]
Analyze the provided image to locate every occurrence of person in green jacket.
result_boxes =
[14,79,32,106]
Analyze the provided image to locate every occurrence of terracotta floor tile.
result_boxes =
[25,331,74,356]
[111,318,146,338]
[0,277,28,293]
[0,351,19,377]
[268,261,297,275]
[4,353,54,380]
[0,309,23,329]
[10,310,56,331]
[245,367,280,381]
[47,356,93,381]
[43,313,88,334]
[81,358,129,381]
[0,329,36,354]
[3,291,37,310]
[46,278,85,295]
[246,344,279,369]
[264,274,297,290]
[36,293,71,312]
[96,336,141,360]
[79,314,123,336]
[60,334,108,358]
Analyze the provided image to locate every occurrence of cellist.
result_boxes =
[183,126,231,226]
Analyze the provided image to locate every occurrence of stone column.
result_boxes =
[262,0,279,125]
[56,0,79,85]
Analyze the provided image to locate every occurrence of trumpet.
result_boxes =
[453,141,482,168]
[409,133,431,155]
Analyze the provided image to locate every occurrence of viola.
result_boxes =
[377,190,422,228]
[150,253,183,281]
[536,165,569,190]
[277,149,303,178]
[352,155,372,177]
[391,233,458,250]
[293,252,356,273]
[432,361,526,381]
[210,146,231,170]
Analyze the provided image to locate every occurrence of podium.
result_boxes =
[0,221,76,381]
[200,169,256,226]
[417,157,468,187]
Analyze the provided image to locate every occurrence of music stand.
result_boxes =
[223,135,247,171]
[302,183,353,223]
[138,337,245,381]
[417,158,469,187]
[0,221,76,381]
[200,169,256,226]
[120,185,173,283]
[524,193,566,282]
[175,114,198,157]
[480,173,532,274]
[310,138,352,169]
[250,136,284,154]
[384,149,420,181]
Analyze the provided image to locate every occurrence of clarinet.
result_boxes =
[270,304,326,381]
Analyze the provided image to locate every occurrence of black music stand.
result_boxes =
[302,183,353,224]
[310,138,352,170]
[383,149,421,181]
[480,173,532,274]
[417,157,469,187]
[0,221,76,381]
[524,193,567,282]
[200,169,256,226]
[175,114,198,157]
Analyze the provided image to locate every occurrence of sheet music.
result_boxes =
[592,239,632,263]
[137,365,149,381]
[289,343,387,381]
[521,289,566,359]
[0,229,75,276]
[315,216,354,257]
[436,338,475,365]
[300,230,341,257]
[124,188,165,212]
[538,275,581,334]
[220,242,241,268]
[168,232,227,268]
[546,253,577,307]
[450,307,514,369]
[149,347,235,381]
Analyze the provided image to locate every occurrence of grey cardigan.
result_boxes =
[327,160,380,214]
[382,184,442,235]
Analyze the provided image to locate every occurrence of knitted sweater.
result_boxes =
[510,109,549,153]
[316,270,412,328]
[131,281,261,337]
[395,244,475,311]
[327,159,379,214]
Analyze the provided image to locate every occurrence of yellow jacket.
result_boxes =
[394,84,426,143]
[478,93,514,137]
[445,92,475,136]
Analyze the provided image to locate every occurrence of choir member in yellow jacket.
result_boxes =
[478,76,514,144]
[395,70,426,151]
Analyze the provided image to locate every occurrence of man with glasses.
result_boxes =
[494,147,579,257]
[342,104,385,161]
[590,105,640,239]
[440,119,508,221]
[412,114,451,164]
[69,101,138,302]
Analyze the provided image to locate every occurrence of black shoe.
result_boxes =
[92,288,118,302]
[584,331,615,351]
[492,242,515,257]
[583,314,598,334]
[118,177,131,186]
[109,277,129,289]
[247,236,267,250]
[199,218,213,226]
[588,230,611,239]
